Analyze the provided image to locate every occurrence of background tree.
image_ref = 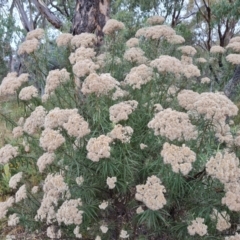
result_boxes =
[2,0,240,95]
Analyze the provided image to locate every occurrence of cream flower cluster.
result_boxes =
[0,197,14,219]
[210,45,226,53]
[178,91,238,121]
[42,68,70,100]
[109,100,138,123]
[73,225,82,238]
[167,85,179,96]
[168,34,185,44]
[201,77,211,84]
[63,112,91,139]
[206,152,240,184]
[214,121,233,147]
[56,33,73,47]
[229,36,240,43]
[44,108,78,129]
[43,174,70,199]
[35,173,70,223]
[44,108,90,140]
[18,38,39,55]
[136,206,144,214]
[140,143,148,150]
[0,144,18,165]
[103,19,125,35]
[108,124,133,143]
[193,92,238,121]
[148,108,198,141]
[153,104,163,113]
[69,46,96,64]
[177,90,200,110]
[222,181,240,212]
[76,176,84,186]
[0,72,29,96]
[47,225,61,239]
[100,225,108,233]
[210,209,231,231]
[182,63,201,78]
[39,128,65,152]
[181,55,193,65]
[146,15,165,25]
[37,152,55,172]
[15,184,27,203]
[12,126,23,138]
[8,213,19,226]
[95,53,107,68]
[71,33,97,48]
[81,73,120,96]
[178,46,197,56]
[107,176,117,189]
[226,54,240,65]
[161,143,196,175]
[19,85,38,101]
[225,233,240,240]
[72,59,99,78]
[23,106,46,135]
[124,64,153,89]
[9,172,23,189]
[135,175,166,210]
[135,25,185,44]
[86,135,112,162]
[18,28,44,55]
[31,186,39,194]
[136,25,175,40]
[99,200,108,210]
[123,47,148,65]
[26,28,44,40]
[196,57,207,63]
[234,131,240,147]
[206,152,240,211]
[112,86,129,100]
[226,42,240,52]
[187,217,208,236]
[56,199,83,225]
[94,53,121,68]
[150,55,200,79]
[126,38,139,48]
[120,230,129,239]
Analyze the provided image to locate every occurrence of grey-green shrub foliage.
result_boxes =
[0,17,240,240]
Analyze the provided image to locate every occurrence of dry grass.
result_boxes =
[0,222,47,240]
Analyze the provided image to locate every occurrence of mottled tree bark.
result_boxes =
[72,0,110,44]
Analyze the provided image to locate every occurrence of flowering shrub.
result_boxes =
[1,17,240,240]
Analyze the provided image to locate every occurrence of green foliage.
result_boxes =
[0,17,240,240]
[211,0,240,23]
[175,23,194,45]
[0,13,17,81]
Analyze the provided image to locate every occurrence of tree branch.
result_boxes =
[33,12,41,29]
[49,0,66,17]
[62,0,70,18]
[194,0,208,22]
[15,0,34,31]
[31,0,63,29]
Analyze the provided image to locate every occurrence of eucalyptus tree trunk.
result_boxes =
[72,0,110,44]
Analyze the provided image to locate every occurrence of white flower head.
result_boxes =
[99,200,108,210]
[100,225,108,233]
[107,177,117,189]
